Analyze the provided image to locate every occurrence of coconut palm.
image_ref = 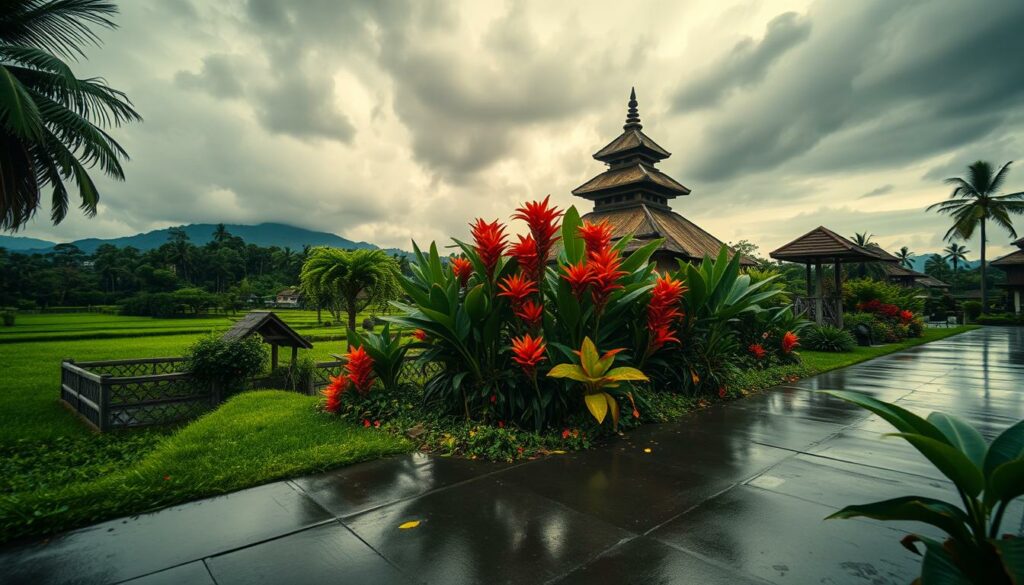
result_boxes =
[849,232,880,278]
[928,161,1024,312]
[895,246,914,269]
[925,254,953,282]
[300,248,402,333]
[943,242,969,287]
[0,0,141,231]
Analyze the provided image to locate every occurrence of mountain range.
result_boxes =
[907,255,981,272]
[0,223,398,255]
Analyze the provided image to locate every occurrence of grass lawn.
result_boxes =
[0,391,410,543]
[800,325,978,372]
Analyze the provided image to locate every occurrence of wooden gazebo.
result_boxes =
[222,311,312,368]
[769,226,899,327]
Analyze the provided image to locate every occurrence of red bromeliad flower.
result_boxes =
[899,309,914,324]
[508,234,540,280]
[647,274,686,351]
[879,303,900,319]
[451,257,473,286]
[512,196,562,263]
[321,374,348,413]
[578,220,614,256]
[412,329,427,341]
[781,331,800,354]
[345,345,376,394]
[470,218,508,278]
[515,299,544,329]
[498,273,538,307]
[562,260,592,300]
[588,248,627,310]
[511,334,547,374]
[749,343,766,360]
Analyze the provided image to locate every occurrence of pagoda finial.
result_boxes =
[624,87,642,130]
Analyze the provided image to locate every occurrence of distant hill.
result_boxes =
[908,255,982,272]
[2,223,399,255]
[0,235,58,251]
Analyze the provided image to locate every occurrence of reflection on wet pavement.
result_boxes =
[1,327,1020,584]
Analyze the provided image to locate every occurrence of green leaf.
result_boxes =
[826,496,973,543]
[619,239,663,274]
[561,205,584,263]
[986,459,1024,508]
[605,367,649,382]
[889,433,986,497]
[464,284,487,321]
[995,537,1024,583]
[918,537,972,585]
[606,394,620,428]
[820,391,947,442]
[0,66,43,140]
[928,412,987,471]
[985,420,1024,478]
[584,393,608,424]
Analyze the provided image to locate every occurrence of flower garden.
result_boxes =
[320,197,823,446]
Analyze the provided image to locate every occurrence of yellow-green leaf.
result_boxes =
[607,394,620,428]
[547,363,590,383]
[579,337,600,377]
[605,367,649,382]
[585,393,608,423]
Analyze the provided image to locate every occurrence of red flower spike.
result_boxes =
[578,220,614,256]
[470,218,508,279]
[587,248,627,311]
[511,334,547,374]
[515,299,544,329]
[321,373,348,413]
[561,428,571,439]
[498,420,505,428]
[490,394,497,404]
[345,345,376,394]
[749,343,766,360]
[899,309,914,324]
[508,234,540,280]
[646,274,687,351]
[561,261,592,300]
[718,387,728,399]
[450,257,474,286]
[374,420,381,428]
[363,419,371,428]
[781,331,800,354]
[498,273,538,307]
[512,196,563,264]
[412,329,427,341]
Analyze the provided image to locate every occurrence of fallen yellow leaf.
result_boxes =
[398,520,421,530]
[643,448,652,454]
[549,450,567,455]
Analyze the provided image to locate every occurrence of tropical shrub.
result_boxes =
[822,391,1024,584]
[547,337,647,429]
[844,278,924,314]
[347,323,411,392]
[184,335,267,393]
[963,301,983,321]
[803,325,856,352]
[383,197,794,430]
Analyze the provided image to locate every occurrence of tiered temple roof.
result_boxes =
[572,89,750,267]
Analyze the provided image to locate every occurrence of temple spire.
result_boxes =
[623,87,642,130]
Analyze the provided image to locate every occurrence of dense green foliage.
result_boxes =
[802,325,856,352]
[823,391,1024,584]
[0,0,142,231]
[183,334,268,393]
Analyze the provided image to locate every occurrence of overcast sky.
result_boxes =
[13,0,1024,258]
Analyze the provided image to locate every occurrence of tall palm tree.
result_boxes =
[943,242,969,287]
[849,232,878,278]
[925,254,953,282]
[300,248,403,333]
[895,246,914,269]
[0,1,141,231]
[928,161,1024,312]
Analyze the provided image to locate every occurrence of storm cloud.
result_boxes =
[13,0,1024,260]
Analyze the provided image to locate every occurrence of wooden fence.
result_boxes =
[61,356,444,432]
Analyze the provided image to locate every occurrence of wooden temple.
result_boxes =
[573,89,752,271]
[992,236,1024,314]
[222,311,312,368]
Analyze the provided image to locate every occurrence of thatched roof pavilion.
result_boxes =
[572,89,752,271]
[770,226,899,326]
[222,311,312,368]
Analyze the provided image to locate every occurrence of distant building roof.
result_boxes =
[881,263,950,288]
[992,249,1024,267]
[277,288,300,296]
[222,311,312,349]
[770,226,900,264]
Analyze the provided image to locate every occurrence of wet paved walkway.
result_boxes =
[3,327,1023,584]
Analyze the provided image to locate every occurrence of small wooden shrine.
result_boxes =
[222,311,312,368]
[572,89,752,271]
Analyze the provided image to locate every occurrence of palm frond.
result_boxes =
[988,160,1013,194]
[967,160,993,195]
[8,65,140,126]
[0,0,118,60]
[0,64,44,139]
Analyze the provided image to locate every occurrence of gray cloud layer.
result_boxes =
[12,0,1024,260]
